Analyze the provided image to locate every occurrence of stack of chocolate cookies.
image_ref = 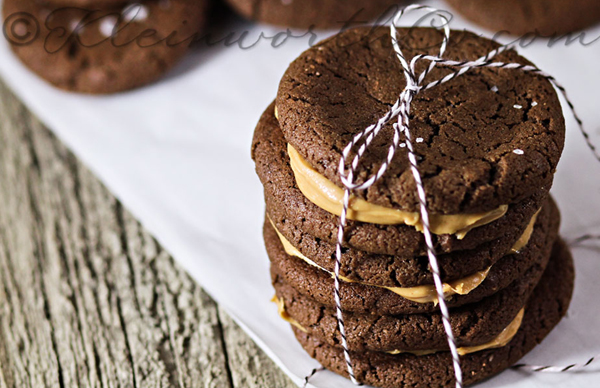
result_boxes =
[3,0,209,93]
[252,26,575,387]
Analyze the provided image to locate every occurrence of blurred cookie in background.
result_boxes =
[36,0,128,7]
[446,0,600,36]
[3,0,209,93]
[223,0,403,29]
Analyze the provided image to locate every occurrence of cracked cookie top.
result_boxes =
[276,27,565,214]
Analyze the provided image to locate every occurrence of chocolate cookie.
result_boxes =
[3,0,208,93]
[275,27,565,214]
[37,0,127,7]
[265,193,556,289]
[292,238,574,387]
[252,102,548,257]
[446,0,600,36]
[223,0,401,29]
[272,234,551,353]
[265,197,559,315]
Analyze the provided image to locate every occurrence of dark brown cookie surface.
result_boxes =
[265,196,559,315]
[224,0,401,29]
[252,102,548,257]
[446,0,600,36]
[292,238,574,387]
[3,0,208,93]
[273,234,551,353]
[265,194,556,289]
[275,27,565,214]
[37,0,128,7]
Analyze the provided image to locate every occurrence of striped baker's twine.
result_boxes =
[302,366,325,388]
[328,3,600,387]
[569,234,600,246]
[513,356,596,373]
[510,233,600,373]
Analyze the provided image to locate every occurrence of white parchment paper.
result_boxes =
[0,2,599,386]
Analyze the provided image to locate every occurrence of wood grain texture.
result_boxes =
[218,307,299,388]
[0,79,296,388]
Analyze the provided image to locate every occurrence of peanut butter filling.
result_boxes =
[272,295,524,357]
[511,208,541,253]
[271,220,490,304]
[287,144,508,239]
[386,308,525,356]
[272,296,307,333]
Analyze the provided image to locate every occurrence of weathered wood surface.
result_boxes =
[0,79,296,388]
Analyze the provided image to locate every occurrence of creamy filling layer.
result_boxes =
[386,308,525,356]
[511,208,541,253]
[288,144,508,239]
[271,221,486,303]
[272,295,524,357]
[272,296,307,333]
[270,212,537,304]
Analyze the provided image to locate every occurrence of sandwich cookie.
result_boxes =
[275,27,564,214]
[264,196,559,315]
[3,0,208,93]
[252,102,548,257]
[264,192,554,290]
[272,238,551,353]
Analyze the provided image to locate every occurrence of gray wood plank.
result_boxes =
[218,306,297,388]
[0,79,247,387]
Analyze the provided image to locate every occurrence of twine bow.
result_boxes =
[332,4,599,387]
